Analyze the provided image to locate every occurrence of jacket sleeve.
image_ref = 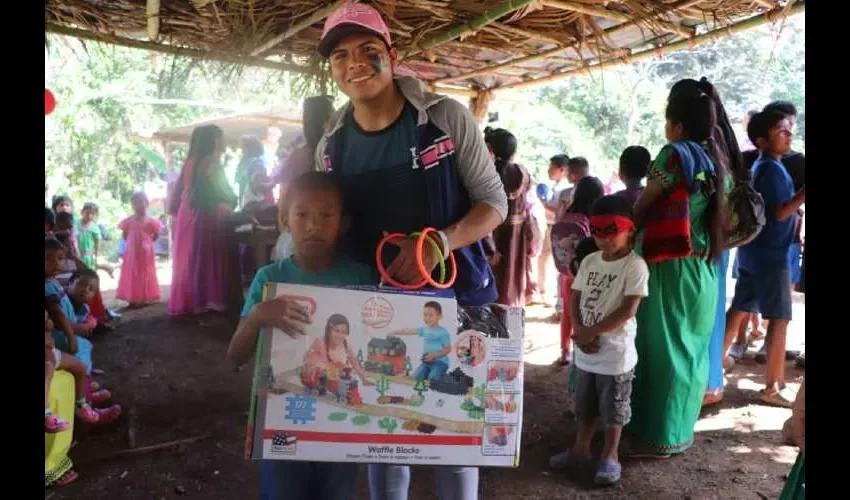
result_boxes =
[438,99,508,221]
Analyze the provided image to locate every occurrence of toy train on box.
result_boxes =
[363,336,410,376]
[301,365,363,406]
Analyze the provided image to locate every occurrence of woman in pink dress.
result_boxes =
[116,192,163,306]
[168,125,237,318]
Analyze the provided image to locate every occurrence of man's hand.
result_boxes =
[251,297,311,338]
[384,233,440,285]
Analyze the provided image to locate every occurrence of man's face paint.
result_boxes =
[367,52,385,75]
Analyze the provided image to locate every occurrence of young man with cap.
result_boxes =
[315,3,508,499]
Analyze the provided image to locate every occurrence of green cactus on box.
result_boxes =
[378,417,398,434]
[404,356,413,377]
[413,379,429,398]
[376,375,392,397]
[357,349,364,365]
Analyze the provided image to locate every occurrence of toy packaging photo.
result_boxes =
[246,283,525,467]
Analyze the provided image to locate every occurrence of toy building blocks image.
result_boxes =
[246,283,526,467]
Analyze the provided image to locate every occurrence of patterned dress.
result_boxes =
[628,145,719,455]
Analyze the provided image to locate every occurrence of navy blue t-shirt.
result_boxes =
[340,101,419,175]
[738,156,797,271]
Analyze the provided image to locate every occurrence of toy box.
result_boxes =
[246,283,525,467]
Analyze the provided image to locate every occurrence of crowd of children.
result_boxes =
[45,190,167,488]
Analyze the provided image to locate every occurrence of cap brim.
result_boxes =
[318,24,389,58]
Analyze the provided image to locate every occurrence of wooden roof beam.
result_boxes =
[147,0,160,41]
[251,0,348,57]
[399,0,537,60]
[494,0,805,92]
[540,0,693,38]
[434,0,706,85]
[46,23,317,76]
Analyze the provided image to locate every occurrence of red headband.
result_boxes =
[590,215,634,238]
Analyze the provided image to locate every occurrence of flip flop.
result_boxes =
[55,469,79,487]
[702,390,723,407]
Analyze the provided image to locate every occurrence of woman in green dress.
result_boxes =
[628,78,730,457]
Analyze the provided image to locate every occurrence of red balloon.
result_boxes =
[45,89,56,115]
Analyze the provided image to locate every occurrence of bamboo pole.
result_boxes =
[540,0,693,37]
[399,0,537,60]
[495,1,805,92]
[46,23,317,76]
[146,0,160,41]
[251,0,348,57]
[490,22,566,46]
[434,0,710,84]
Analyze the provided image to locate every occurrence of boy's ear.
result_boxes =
[755,137,768,150]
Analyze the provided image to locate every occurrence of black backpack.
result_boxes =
[723,169,766,249]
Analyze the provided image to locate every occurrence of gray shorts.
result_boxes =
[573,367,634,427]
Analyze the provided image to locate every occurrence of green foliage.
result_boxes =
[375,375,392,397]
[378,417,398,434]
[328,412,348,421]
[492,15,806,181]
[351,415,371,426]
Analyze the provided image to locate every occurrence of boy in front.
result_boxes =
[549,196,648,485]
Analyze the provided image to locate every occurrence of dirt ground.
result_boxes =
[48,270,803,500]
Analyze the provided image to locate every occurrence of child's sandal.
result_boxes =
[55,469,79,487]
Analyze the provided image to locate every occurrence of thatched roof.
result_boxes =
[45,1,803,97]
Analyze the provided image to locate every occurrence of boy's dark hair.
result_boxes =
[747,109,759,120]
[45,236,65,252]
[619,146,651,181]
[45,207,56,230]
[303,96,335,151]
[70,268,99,283]
[571,237,600,275]
[549,154,570,168]
[52,194,72,212]
[591,195,634,220]
[568,176,605,216]
[763,100,798,117]
[285,171,345,213]
[424,301,442,315]
[55,212,74,228]
[82,202,99,214]
[567,156,589,173]
[747,109,788,146]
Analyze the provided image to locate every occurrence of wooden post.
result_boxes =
[469,90,493,126]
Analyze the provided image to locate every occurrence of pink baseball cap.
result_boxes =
[318,2,393,58]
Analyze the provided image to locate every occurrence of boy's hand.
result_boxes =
[572,325,597,345]
[251,297,311,338]
[422,353,437,363]
[576,337,600,354]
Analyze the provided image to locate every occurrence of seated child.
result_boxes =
[226,172,374,499]
[45,303,119,429]
[45,207,56,237]
[302,314,372,389]
[550,195,649,485]
[54,211,80,259]
[614,146,651,206]
[395,302,453,382]
[45,237,118,411]
[67,269,102,337]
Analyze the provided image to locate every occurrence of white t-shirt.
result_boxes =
[571,250,649,375]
